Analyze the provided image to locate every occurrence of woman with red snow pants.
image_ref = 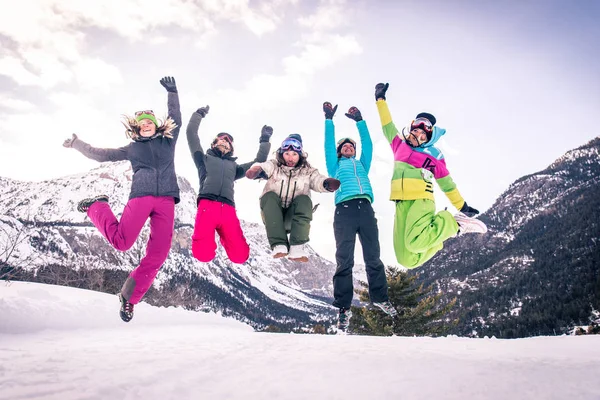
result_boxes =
[62,76,181,323]
[186,105,272,264]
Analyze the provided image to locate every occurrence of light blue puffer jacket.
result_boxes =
[324,119,374,205]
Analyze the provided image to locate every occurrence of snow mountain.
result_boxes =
[414,137,600,338]
[0,161,338,329]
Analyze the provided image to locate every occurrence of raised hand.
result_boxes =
[160,76,178,93]
[260,125,273,143]
[196,105,210,118]
[323,102,338,120]
[63,133,78,148]
[460,202,480,217]
[323,178,341,192]
[246,165,264,180]
[344,106,363,122]
[375,82,389,100]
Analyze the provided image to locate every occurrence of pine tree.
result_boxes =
[349,268,457,336]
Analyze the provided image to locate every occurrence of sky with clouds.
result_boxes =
[1,0,599,265]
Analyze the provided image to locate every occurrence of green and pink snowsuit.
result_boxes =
[376,99,464,268]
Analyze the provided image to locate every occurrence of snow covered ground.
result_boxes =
[1,281,599,400]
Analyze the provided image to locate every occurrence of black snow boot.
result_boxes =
[371,300,398,317]
[337,308,352,332]
[119,293,134,322]
[77,195,109,213]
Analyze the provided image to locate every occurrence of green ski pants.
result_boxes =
[260,192,313,249]
[394,199,459,269]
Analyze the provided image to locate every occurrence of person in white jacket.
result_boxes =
[246,134,340,262]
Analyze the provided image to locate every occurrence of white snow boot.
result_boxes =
[272,245,288,259]
[287,244,308,262]
[454,212,488,236]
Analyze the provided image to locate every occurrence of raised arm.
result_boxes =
[374,83,400,145]
[235,125,273,179]
[323,102,339,177]
[63,134,128,162]
[159,76,181,143]
[345,106,372,173]
[186,107,209,171]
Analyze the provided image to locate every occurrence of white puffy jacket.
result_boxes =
[253,159,330,208]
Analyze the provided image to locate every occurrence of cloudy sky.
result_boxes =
[1,0,599,265]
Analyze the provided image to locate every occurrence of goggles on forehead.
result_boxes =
[135,110,155,117]
[410,117,433,134]
[337,137,356,147]
[217,133,233,143]
[280,138,302,153]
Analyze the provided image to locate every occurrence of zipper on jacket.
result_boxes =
[150,141,159,196]
[219,158,225,196]
[283,170,292,208]
[352,158,363,194]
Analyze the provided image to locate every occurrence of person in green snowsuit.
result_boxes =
[374,82,487,268]
[246,134,340,262]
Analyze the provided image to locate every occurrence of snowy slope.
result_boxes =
[0,162,338,328]
[1,281,599,400]
[414,137,600,337]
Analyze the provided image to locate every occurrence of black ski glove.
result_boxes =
[160,76,178,93]
[260,125,273,143]
[345,106,363,122]
[323,178,341,192]
[460,202,480,217]
[196,105,210,118]
[63,133,78,148]
[323,102,338,120]
[375,82,389,101]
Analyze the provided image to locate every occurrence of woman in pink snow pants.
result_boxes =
[185,105,272,264]
[62,76,181,322]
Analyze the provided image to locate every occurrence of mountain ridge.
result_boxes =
[0,161,338,329]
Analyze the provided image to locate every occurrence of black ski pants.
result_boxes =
[332,198,388,309]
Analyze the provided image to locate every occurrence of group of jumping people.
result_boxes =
[63,76,487,330]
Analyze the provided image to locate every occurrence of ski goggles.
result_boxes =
[216,133,233,143]
[337,137,356,148]
[280,138,302,152]
[410,117,433,134]
[134,110,155,117]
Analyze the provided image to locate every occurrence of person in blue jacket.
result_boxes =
[323,102,397,331]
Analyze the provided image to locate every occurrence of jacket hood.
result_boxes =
[421,126,446,148]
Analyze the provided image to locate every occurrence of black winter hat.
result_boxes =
[415,112,436,126]
[288,133,303,143]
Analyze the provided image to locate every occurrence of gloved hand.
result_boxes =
[345,106,363,122]
[460,202,480,217]
[260,125,273,143]
[196,105,210,118]
[160,76,178,93]
[323,102,338,120]
[323,178,341,192]
[375,82,389,101]
[63,133,78,148]
[246,165,264,180]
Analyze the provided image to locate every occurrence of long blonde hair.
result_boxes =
[121,115,178,140]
